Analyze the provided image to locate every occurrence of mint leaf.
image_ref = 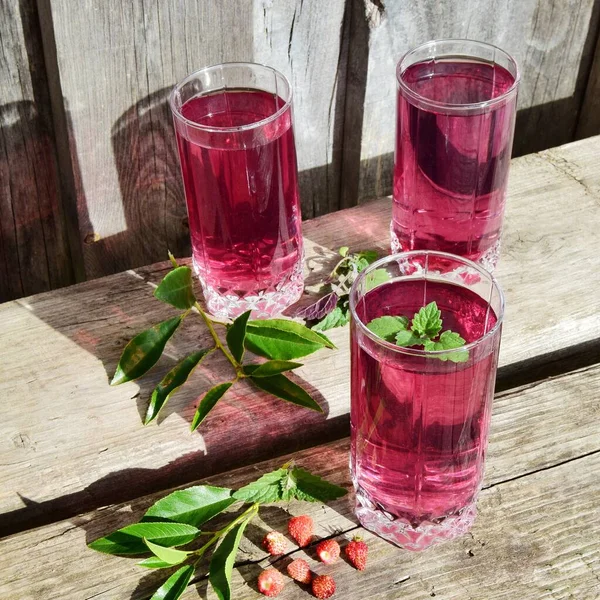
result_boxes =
[191,382,233,431]
[88,523,200,556]
[245,319,335,360]
[154,266,196,310]
[281,468,347,503]
[424,330,469,363]
[142,485,234,527]
[145,349,212,424]
[437,330,467,349]
[233,468,287,504]
[248,372,322,413]
[367,316,409,342]
[144,539,190,566]
[226,310,251,363]
[395,329,424,347]
[249,360,303,377]
[364,268,390,291]
[209,518,251,600]
[311,306,349,331]
[339,246,349,257]
[411,301,443,338]
[150,564,194,600]
[111,316,183,385]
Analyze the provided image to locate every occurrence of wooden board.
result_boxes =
[577,27,600,139]
[2,135,600,534]
[41,0,346,282]
[0,0,73,301]
[1,362,599,598]
[348,0,600,202]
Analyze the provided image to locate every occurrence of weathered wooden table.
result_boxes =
[2,136,600,599]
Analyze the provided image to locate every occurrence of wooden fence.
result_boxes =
[2,0,600,302]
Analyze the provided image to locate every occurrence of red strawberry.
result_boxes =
[262,531,287,555]
[315,539,340,564]
[288,515,314,547]
[287,558,312,584]
[257,568,285,597]
[312,574,336,599]
[345,536,368,571]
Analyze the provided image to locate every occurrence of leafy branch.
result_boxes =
[88,463,347,600]
[111,254,335,431]
[296,247,389,331]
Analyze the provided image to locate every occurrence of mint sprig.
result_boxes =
[367,301,469,363]
[89,463,347,600]
[111,254,335,430]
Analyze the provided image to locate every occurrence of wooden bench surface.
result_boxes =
[1,135,600,598]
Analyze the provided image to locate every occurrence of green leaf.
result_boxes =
[138,556,175,569]
[395,329,424,347]
[232,468,288,504]
[281,468,347,503]
[144,539,190,566]
[411,301,443,338]
[245,319,335,360]
[367,316,409,342]
[88,522,200,556]
[143,485,235,527]
[225,310,251,363]
[249,360,302,377]
[364,268,390,291]
[154,266,196,310]
[209,518,251,600]
[145,349,213,424]
[191,382,233,431]
[311,306,349,332]
[249,373,322,413]
[168,251,179,269]
[111,316,182,385]
[338,246,349,257]
[424,330,469,363]
[150,564,194,600]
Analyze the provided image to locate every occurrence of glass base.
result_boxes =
[355,490,477,551]
[390,225,501,273]
[192,257,304,319]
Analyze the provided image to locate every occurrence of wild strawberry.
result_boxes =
[312,574,336,599]
[286,558,312,584]
[262,531,287,555]
[257,568,285,597]
[315,539,340,564]
[345,536,368,571]
[288,515,314,547]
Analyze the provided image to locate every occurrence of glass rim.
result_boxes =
[169,61,293,134]
[396,38,520,113]
[349,250,505,357]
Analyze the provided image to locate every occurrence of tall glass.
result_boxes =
[170,63,304,318]
[350,251,504,550]
[392,40,520,272]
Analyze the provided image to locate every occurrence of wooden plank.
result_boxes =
[42,0,346,281]
[576,26,600,139]
[349,0,600,202]
[2,135,600,533]
[1,363,599,598]
[0,0,73,301]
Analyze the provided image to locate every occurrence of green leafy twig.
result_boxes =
[88,463,347,600]
[110,255,336,430]
[367,301,469,363]
[296,247,389,332]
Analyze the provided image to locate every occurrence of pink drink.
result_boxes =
[171,65,303,318]
[392,43,519,271]
[350,253,503,550]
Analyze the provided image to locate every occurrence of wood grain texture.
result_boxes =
[350,0,600,202]
[1,362,599,599]
[0,0,73,301]
[43,0,346,282]
[2,135,600,536]
[577,25,600,139]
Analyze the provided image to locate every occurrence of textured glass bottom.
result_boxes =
[193,256,304,319]
[355,489,477,551]
[390,224,501,273]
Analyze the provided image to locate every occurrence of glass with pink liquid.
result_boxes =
[350,251,504,550]
[392,40,520,271]
[170,63,303,318]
